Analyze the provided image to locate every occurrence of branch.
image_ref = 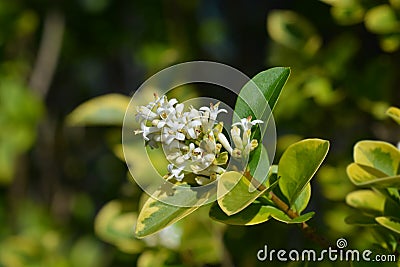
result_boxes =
[29,10,65,99]
[243,170,330,248]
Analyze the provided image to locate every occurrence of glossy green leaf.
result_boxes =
[376,216,400,234]
[269,208,314,224]
[66,93,130,126]
[347,162,387,181]
[135,186,206,238]
[347,163,400,188]
[364,5,399,34]
[278,139,329,206]
[209,202,314,225]
[234,67,290,122]
[246,144,271,190]
[209,202,271,226]
[354,141,400,176]
[346,190,385,214]
[233,67,289,189]
[386,106,400,125]
[293,183,311,214]
[217,171,267,216]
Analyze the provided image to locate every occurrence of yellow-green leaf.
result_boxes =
[375,216,400,234]
[386,106,400,124]
[364,5,400,34]
[354,140,400,176]
[293,183,311,214]
[347,163,400,188]
[209,202,314,225]
[269,208,314,224]
[209,202,271,226]
[66,93,130,126]
[217,171,267,216]
[267,10,322,55]
[346,190,385,214]
[278,139,329,206]
[135,185,207,238]
[94,200,144,254]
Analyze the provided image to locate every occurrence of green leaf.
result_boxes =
[94,200,144,254]
[380,33,400,53]
[345,214,378,226]
[209,202,314,225]
[66,93,130,126]
[346,190,385,214]
[386,106,400,125]
[217,171,267,216]
[347,162,387,180]
[384,196,400,217]
[234,67,290,122]
[278,139,330,206]
[137,250,170,267]
[267,10,322,55]
[347,163,400,188]
[354,141,400,176]
[209,202,272,225]
[376,216,400,234]
[233,67,289,190]
[359,175,400,188]
[330,4,364,26]
[293,183,311,214]
[246,144,271,190]
[269,208,314,224]
[364,5,399,34]
[135,185,206,238]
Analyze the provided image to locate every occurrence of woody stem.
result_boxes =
[243,170,330,248]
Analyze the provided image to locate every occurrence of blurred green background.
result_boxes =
[1,0,400,266]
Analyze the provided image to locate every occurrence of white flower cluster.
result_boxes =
[135,94,263,185]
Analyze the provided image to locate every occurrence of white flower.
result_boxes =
[155,95,178,118]
[230,116,262,157]
[189,135,216,173]
[135,106,158,123]
[181,109,202,139]
[171,142,196,166]
[134,95,265,185]
[161,120,186,145]
[199,102,227,132]
[217,132,233,155]
[134,122,160,141]
[164,140,184,162]
[232,116,263,132]
[231,126,243,149]
[166,164,184,181]
[200,102,227,122]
